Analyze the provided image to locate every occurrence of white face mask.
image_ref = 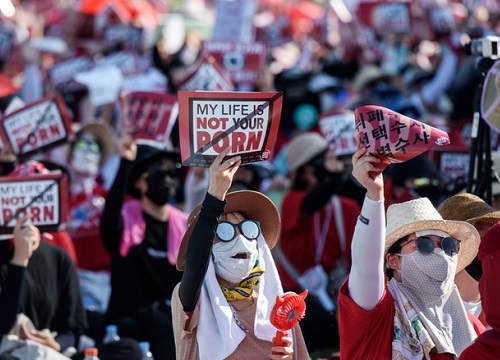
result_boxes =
[212,235,259,284]
[71,148,100,176]
[397,248,457,295]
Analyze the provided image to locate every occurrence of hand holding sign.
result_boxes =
[354,105,450,167]
[11,214,40,267]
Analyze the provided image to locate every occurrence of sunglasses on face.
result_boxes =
[74,139,100,154]
[403,236,461,256]
[216,220,261,242]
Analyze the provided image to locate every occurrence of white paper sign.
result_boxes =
[319,111,358,156]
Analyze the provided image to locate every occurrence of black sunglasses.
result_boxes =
[403,236,461,256]
[216,220,261,242]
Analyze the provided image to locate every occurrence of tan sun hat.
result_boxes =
[286,132,327,171]
[176,190,281,271]
[437,193,500,226]
[385,197,480,273]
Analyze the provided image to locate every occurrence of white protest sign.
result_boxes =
[371,2,411,34]
[178,91,283,167]
[49,56,94,91]
[212,0,257,42]
[94,51,139,76]
[177,56,234,91]
[0,95,72,156]
[0,173,68,235]
[439,152,470,182]
[318,110,358,156]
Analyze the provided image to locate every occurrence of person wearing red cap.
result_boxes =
[459,221,500,360]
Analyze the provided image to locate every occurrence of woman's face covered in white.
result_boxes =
[71,132,101,177]
[212,212,259,284]
[396,231,458,295]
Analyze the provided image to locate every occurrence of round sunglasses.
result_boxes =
[402,236,461,256]
[74,139,100,154]
[216,220,261,242]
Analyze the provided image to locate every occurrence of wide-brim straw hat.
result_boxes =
[385,197,480,273]
[437,193,500,226]
[286,132,327,171]
[176,190,281,271]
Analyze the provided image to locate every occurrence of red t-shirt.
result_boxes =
[279,191,360,291]
[459,330,500,360]
[338,281,455,360]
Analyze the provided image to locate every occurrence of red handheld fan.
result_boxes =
[270,290,308,351]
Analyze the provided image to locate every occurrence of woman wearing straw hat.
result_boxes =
[338,148,482,359]
[437,193,500,327]
[459,222,500,360]
[171,147,309,360]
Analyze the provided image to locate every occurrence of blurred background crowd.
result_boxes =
[0,0,499,359]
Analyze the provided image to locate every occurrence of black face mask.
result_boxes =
[146,167,179,206]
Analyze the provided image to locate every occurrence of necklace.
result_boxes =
[228,302,248,333]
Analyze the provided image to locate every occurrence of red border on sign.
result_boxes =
[178,91,283,167]
[0,94,72,157]
[0,173,69,234]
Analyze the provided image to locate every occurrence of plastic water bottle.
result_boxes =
[139,341,154,359]
[84,347,100,360]
[102,324,120,344]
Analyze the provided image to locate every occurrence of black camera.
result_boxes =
[464,35,500,60]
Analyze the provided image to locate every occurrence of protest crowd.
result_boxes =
[0,0,500,359]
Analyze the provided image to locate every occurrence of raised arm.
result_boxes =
[0,216,39,334]
[179,147,241,311]
[100,130,136,254]
[348,149,386,310]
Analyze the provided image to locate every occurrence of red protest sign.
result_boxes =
[120,91,178,148]
[177,55,234,92]
[201,40,267,85]
[178,91,283,167]
[357,0,411,34]
[0,173,68,236]
[354,105,450,165]
[318,110,358,156]
[0,95,72,157]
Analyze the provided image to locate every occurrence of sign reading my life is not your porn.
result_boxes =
[354,105,450,165]
[178,91,283,167]
[121,91,179,148]
[0,95,72,157]
[0,173,69,237]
